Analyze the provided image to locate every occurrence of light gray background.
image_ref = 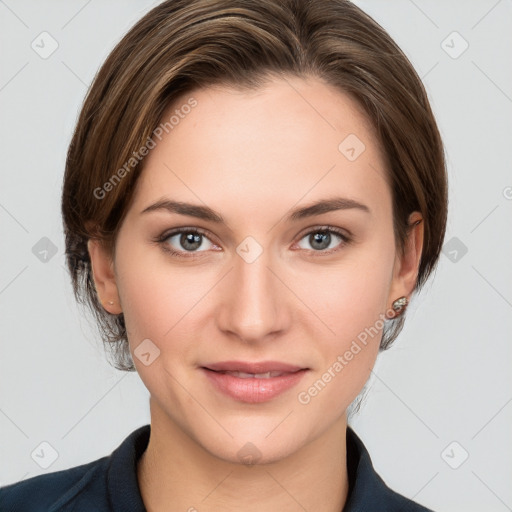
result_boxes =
[1,1,511,511]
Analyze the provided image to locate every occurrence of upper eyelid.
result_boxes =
[295,224,351,240]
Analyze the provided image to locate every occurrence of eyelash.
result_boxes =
[154,225,352,259]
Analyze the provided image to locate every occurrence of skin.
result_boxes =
[88,75,423,512]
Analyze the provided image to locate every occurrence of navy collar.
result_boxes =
[107,424,148,511]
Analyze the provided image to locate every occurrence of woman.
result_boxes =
[1,0,447,510]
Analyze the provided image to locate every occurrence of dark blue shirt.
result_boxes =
[0,425,434,511]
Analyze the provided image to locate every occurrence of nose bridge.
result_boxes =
[217,241,285,341]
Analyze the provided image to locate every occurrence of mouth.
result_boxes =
[210,370,292,378]
[201,361,309,403]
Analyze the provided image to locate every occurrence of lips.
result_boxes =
[201,361,308,403]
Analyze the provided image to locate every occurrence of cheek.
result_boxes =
[292,239,394,409]
[295,242,394,342]
[114,243,216,367]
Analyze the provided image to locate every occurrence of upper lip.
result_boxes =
[202,361,307,373]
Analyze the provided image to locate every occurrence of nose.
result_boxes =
[215,246,289,344]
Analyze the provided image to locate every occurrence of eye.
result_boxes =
[156,227,218,258]
[295,226,351,254]
[155,225,352,259]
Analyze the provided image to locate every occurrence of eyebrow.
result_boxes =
[140,196,371,223]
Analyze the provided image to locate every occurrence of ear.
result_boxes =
[386,211,424,316]
[87,238,122,314]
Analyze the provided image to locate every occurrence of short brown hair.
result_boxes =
[62,0,448,371]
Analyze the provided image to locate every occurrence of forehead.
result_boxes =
[130,76,391,222]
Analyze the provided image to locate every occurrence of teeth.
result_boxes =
[223,371,285,378]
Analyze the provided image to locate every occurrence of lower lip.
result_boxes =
[202,368,308,403]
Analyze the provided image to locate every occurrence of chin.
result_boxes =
[192,419,309,466]
[215,439,301,466]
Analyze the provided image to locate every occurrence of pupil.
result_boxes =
[311,232,330,250]
[181,232,201,251]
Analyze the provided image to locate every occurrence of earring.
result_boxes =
[108,300,114,305]
[391,296,408,316]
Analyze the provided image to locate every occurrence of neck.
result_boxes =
[137,399,349,512]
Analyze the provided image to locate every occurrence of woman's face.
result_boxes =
[90,76,422,463]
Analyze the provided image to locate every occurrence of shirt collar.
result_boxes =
[108,424,149,511]
[344,426,395,511]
